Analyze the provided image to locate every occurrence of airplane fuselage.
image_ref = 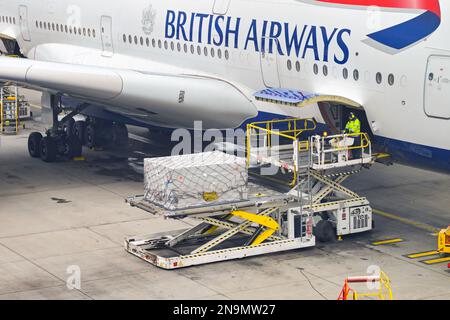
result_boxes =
[1,0,450,171]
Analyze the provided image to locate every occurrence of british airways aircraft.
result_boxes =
[0,0,449,172]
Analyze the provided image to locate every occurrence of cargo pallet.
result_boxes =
[125,118,375,269]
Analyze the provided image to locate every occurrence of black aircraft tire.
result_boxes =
[28,132,43,158]
[40,136,57,163]
[73,121,86,145]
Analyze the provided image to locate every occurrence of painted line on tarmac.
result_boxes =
[421,256,450,265]
[406,250,439,259]
[373,209,440,234]
[371,238,404,246]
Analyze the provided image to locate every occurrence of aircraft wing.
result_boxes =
[0,56,257,129]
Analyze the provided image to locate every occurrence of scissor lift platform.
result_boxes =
[125,118,376,269]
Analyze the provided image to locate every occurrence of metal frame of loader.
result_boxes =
[124,118,375,269]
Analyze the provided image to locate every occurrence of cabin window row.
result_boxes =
[122,34,230,60]
[35,21,96,38]
[287,59,395,86]
[1,16,16,25]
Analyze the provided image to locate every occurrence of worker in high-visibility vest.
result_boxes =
[344,112,361,134]
[344,112,362,159]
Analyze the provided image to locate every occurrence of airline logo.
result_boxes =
[317,0,441,50]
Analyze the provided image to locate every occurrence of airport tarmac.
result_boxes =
[0,116,449,300]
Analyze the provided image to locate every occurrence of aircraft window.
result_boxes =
[134,36,138,45]
[353,69,359,81]
[92,29,96,38]
[52,23,55,31]
[123,34,126,43]
[88,28,91,37]
[295,61,301,72]
[8,17,11,24]
[376,72,382,84]
[287,60,292,71]
[39,21,43,29]
[74,28,77,35]
[64,25,68,33]
[70,26,73,34]
[343,68,349,79]
[152,39,156,48]
[56,24,60,32]
[140,37,144,46]
[164,41,168,50]
[83,28,86,36]
[14,17,16,24]
[177,42,181,52]
[44,22,48,30]
[323,65,328,76]
[218,49,222,59]
[145,38,149,47]
[225,50,229,60]
[78,28,82,35]
[388,74,395,86]
[35,21,38,28]
[211,48,215,58]
[197,45,201,55]
[60,24,64,32]
[184,43,188,53]
[204,47,208,56]
[313,64,319,75]
[190,44,195,54]
[171,41,175,51]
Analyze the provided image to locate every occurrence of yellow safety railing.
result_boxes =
[246,118,317,168]
[310,132,372,168]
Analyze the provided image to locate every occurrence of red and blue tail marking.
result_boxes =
[317,0,441,50]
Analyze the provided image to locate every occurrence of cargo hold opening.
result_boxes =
[318,101,373,139]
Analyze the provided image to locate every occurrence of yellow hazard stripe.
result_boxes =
[372,209,439,234]
[406,251,439,259]
[422,256,450,265]
[371,238,404,246]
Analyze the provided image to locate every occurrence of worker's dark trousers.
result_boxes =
[352,136,362,159]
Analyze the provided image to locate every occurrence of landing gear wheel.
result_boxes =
[73,121,86,145]
[314,220,336,243]
[28,132,43,158]
[40,136,57,163]
[64,137,83,159]
[62,118,75,139]
[84,124,97,149]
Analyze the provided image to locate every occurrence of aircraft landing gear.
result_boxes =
[28,95,87,163]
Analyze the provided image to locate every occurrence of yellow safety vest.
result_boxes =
[345,118,361,134]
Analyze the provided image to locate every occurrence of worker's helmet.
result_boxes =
[323,131,329,137]
[349,112,356,120]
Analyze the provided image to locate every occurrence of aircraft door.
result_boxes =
[18,5,31,41]
[213,0,231,15]
[424,55,450,119]
[260,37,281,88]
[100,16,114,57]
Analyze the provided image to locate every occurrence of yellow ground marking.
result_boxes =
[371,238,404,246]
[422,256,450,265]
[372,209,440,234]
[73,156,86,161]
[406,251,439,259]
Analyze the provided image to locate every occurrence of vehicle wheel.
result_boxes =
[64,137,83,159]
[314,220,336,243]
[62,118,75,138]
[40,136,57,163]
[28,132,43,158]
[84,124,97,149]
[73,121,86,145]
[113,123,128,148]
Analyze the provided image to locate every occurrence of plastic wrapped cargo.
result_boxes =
[144,151,248,210]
